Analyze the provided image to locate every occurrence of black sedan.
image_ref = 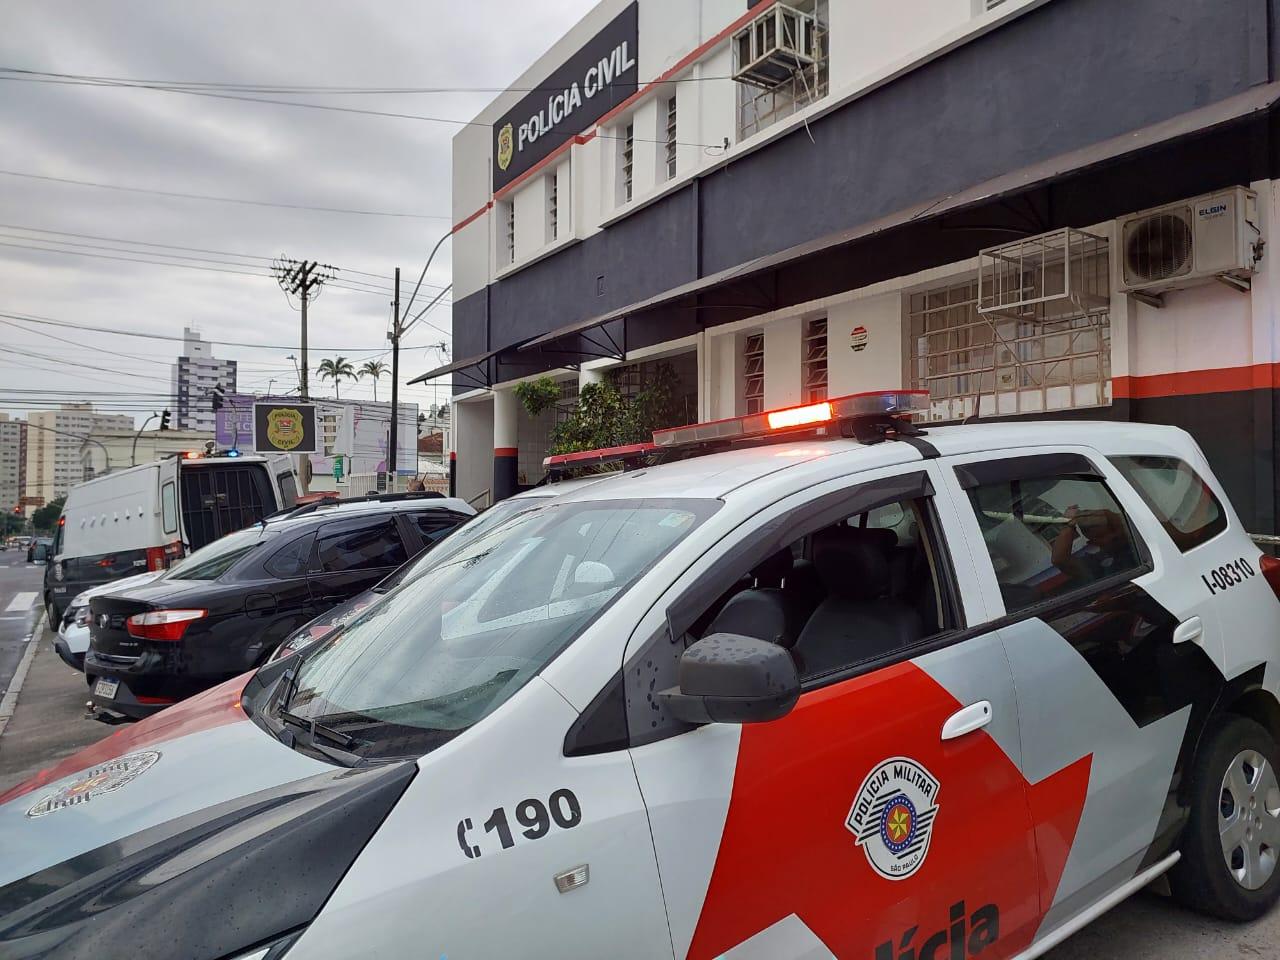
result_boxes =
[85,496,474,720]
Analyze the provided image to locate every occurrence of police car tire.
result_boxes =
[45,599,57,628]
[1170,715,1280,921]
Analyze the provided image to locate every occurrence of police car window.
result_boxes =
[678,495,955,691]
[966,474,1144,613]
[284,498,717,760]
[1110,455,1227,553]
[315,519,408,573]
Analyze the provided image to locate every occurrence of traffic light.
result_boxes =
[12,505,19,515]
[159,409,171,431]
[211,385,226,412]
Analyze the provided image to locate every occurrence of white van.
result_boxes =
[43,453,298,622]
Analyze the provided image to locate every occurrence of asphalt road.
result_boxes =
[0,550,42,701]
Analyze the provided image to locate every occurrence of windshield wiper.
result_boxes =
[277,707,358,750]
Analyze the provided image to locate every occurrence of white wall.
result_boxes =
[828,0,972,92]
[764,316,802,408]
[826,294,906,396]
[454,397,494,503]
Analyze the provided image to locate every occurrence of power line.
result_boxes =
[0,70,729,151]
[0,169,449,220]
[0,65,739,96]
[0,222,449,289]
[0,239,442,302]
[0,310,396,352]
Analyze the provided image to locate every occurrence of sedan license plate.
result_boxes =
[93,678,119,700]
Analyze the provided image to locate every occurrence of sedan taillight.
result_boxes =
[126,609,208,641]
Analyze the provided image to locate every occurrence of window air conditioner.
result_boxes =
[1117,187,1262,297]
[732,3,817,90]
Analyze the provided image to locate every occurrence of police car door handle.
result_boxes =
[1173,616,1204,646]
[941,701,993,741]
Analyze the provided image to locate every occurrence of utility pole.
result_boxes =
[273,257,336,399]
[388,266,401,492]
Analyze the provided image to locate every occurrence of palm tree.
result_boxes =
[317,356,356,398]
[358,359,390,402]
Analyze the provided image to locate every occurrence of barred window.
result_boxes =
[909,279,1111,421]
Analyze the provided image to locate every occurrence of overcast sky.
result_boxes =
[0,0,596,424]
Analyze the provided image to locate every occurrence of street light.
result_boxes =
[286,355,300,393]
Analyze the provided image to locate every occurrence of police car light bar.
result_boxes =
[543,442,660,470]
[651,391,929,449]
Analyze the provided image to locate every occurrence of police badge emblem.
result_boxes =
[26,751,161,818]
[497,123,515,172]
[266,408,304,451]
[846,756,940,880]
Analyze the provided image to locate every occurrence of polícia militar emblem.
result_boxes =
[497,123,515,172]
[846,757,940,880]
[266,408,304,451]
[25,751,161,818]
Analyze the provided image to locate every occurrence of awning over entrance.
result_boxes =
[408,340,540,389]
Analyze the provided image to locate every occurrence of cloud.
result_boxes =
[0,0,596,421]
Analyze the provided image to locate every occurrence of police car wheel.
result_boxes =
[1171,715,1280,921]
[45,599,57,628]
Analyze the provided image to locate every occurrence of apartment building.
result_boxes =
[172,328,237,433]
[0,414,26,512]
[25,405,133,506]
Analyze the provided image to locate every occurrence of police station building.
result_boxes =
[425,0,1280,533]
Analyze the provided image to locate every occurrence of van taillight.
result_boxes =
[146,541,185,571]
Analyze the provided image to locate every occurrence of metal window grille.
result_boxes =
[622,123,635,202]
[737,0,828,141]
[743,333,765,415]
[548,173,558,242]
[909,276,1111,422]
[803,316,828,403]
[665,98,678,180]
[505,202,515,263]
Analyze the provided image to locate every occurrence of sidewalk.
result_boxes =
[0,620,113,795]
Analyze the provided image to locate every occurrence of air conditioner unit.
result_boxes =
[1117,187,1262,297]
[732,3,817,90]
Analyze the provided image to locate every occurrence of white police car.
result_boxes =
[2,391,1279,960]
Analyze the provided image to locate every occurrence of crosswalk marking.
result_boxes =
[4,592,37,613]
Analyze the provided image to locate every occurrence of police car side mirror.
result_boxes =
[657,633,800,725]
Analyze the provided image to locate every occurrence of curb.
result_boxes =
[0,608,47,741]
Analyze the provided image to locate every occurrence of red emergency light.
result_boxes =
[651,390,929,449]
[542,390,929,475]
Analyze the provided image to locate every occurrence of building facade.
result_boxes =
[79,428,216,479]
[25,406,133,508]
[437,0,1280,532]
[0,414,26,513]
[171,328,237,432]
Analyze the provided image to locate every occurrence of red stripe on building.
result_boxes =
[452,201,493,234]
[494,446,519,457]
[1114,363,1280,399]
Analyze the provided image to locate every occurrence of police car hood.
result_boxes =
[0,675,415,958]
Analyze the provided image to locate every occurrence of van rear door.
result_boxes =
[268,454,299,510]
[178,461,277,551]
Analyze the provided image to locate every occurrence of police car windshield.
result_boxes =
[164,525,277,581]
[283,497,716,756]
[375,496,549,594]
